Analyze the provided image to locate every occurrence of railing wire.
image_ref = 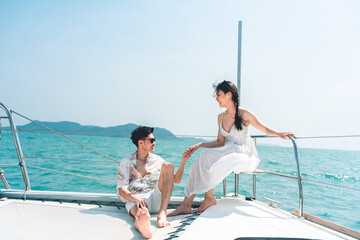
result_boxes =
[25,164,116,184]
[25,155,117,164]
[296,135,360,139]
[0,164,19,167]
[11,111,120,163]
[4,126,360,140]
[302,178,360,191]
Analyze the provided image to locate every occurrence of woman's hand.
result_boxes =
[184,143,201,157]
[277,132,295,140]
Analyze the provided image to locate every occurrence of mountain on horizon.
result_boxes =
[3,121,187,141]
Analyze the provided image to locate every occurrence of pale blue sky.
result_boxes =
[1,0,360,150]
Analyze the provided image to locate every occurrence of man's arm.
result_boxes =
[174,152,190,184]
[116,160,149,209]
[118,186,148,209]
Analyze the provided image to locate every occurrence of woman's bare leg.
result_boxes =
[194,188,217,213]
[167,195,195,216]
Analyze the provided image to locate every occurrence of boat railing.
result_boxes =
[225,135,304,216]
[1,102,360,220]
[0,103,31,190]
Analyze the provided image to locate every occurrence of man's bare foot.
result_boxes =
[157,210,170,228]
[194,197,217,213]
[134,207,152,239]
[167,205,192,217]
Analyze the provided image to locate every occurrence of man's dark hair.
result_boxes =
[131,126,154,147]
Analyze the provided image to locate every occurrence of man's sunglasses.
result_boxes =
[143,138,156,144]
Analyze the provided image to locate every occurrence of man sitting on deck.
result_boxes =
[117,126,189,239]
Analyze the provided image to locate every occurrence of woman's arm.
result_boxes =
[242,109,294,139]
[185,114,226,155]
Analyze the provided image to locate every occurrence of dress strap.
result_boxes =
[219,113,226,133]
[220,113,225,125]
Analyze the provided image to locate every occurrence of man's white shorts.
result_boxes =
[125,182,162,214]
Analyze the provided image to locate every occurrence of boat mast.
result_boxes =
[234,21,243,197]
[237,21,242,105]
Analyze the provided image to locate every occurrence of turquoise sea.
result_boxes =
[0,130,359,231]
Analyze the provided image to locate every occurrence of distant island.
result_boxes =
[3,121,204,141]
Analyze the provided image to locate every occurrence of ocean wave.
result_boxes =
[324,174,359,181]
[268,161,280,165]
[24,136,36,140]
[318,212,331,218]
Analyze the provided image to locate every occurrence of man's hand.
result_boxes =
[133,195,148,209]
[182,151,191,163]
[184,143,201,157]
[119,187,148,209]
[133,195,149,208]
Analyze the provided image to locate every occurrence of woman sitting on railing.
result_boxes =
[169,80,294,216]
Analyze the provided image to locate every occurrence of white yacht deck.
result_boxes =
[0,195,357,240]
[0,197,189,240]
[180,197,357,240]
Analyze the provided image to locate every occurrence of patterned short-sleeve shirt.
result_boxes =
[116,152,165,202]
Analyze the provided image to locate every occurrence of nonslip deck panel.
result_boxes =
[178,198,357,240]
[0,198,192,240]
[234,238,318,240]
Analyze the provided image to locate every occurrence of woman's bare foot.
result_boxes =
[167,204,192,217]
[134,207,152,239]
[157,210,170,228]
[194,197,217,213]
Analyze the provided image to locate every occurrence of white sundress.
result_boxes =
[184,117,260,197]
